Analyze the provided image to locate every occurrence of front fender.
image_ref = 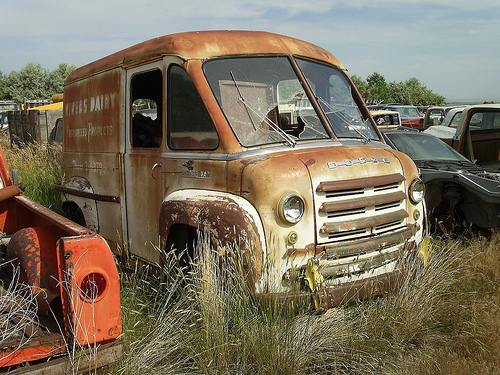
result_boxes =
[159,189,266,289]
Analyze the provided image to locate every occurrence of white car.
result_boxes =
[424,107,464,138]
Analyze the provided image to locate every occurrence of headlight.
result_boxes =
[277,192,305,224]
[409,178,425,204]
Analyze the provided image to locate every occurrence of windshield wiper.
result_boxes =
[230,71,257,131]
[353,127,370,144]
[316,96,372,143]
[230,71,296,147]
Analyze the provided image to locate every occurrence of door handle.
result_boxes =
[151,163,161,179]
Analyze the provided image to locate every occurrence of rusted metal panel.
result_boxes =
[163,157,228,195]
[320,209,409,234]
[60,151,124,246]
[124,150,163,262]
[56,235,122,346]
[282,224,417,259]
[316,172,405,192]
[260,269,404,310]
[321,225,417,259]
[0,331,66,368]
[7,340,124,375]
[64,69,122,154]
[62,152,123,197]
[6,226,66,292]
[0,184,22,203]
[67,31,343,84]
[319,191,407,213]
[239,150,316,265]
[317,269,403,309]
[13,196,90,236]
[0,141,13,185]
[160,191,264,290]
[0,193,90,237]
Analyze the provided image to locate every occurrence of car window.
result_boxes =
[386,106,419,117]
[428,109,444,125]
[131,69,163,148]
[406,107,421,117]
[469,111,500,131]
[387,132,470,161]
[204,56,330,147]
[168,65,219,150]
[449,112,461,127]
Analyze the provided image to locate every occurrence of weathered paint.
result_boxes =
[60,30,426,307]
[57,235,122,345]
[7,226,65,292]
[66,31,343,84]
[160,190,264,289]
[0,332,66,369]
[0,141,122,370]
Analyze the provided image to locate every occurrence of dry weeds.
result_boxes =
[114,232,500,375]
[3,137,499,374]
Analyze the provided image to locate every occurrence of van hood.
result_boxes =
[291,144,407,184]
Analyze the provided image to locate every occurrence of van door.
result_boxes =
[124,62,165,263]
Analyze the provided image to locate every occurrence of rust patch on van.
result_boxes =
[160,195,263,289]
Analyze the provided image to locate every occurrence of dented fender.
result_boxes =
[159,189,266,289]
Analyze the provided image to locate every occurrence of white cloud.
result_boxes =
[0,0,499,98]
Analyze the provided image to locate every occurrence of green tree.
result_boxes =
[46,63,77,95]
[351,74,369,99]
[3,63,48,102]
[1,62,76,102]
[0,70,7,99]
[389,77,445,106]
[352,72,446,106]
[366,72,391,103]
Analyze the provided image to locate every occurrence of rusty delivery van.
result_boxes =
[57,31,426,309]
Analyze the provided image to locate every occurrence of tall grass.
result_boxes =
[0,137,64,214]
[2,136,498,373]
[114,233,500,375]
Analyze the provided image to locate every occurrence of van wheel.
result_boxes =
[62,202,86,227]
[164,224,197,271]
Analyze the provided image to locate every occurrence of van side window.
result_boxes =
[131,69,163,148]
[168,65,219,150]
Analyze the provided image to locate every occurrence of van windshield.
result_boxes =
[295,57,379,141]
[204,56,328,147]
[204,56,379,147]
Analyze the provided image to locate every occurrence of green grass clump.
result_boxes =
[1,139,63,214]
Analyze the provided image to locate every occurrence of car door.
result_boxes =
[124,62,165,264]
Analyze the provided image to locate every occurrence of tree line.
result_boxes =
[351,72,446,106]
[0,63,446,107]
[0,63,76,103]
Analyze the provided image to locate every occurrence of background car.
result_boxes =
[424,107,464,139]
[370,109,401,129]
[383,129,500,233]
[369,104,423,129]
[422,105,465,129]
[423,104,500,169]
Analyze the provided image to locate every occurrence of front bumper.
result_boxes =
[257,269,404,311]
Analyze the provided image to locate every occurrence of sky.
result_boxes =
[1,0,499,100]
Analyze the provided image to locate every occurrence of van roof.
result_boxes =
[67,30,343,83]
